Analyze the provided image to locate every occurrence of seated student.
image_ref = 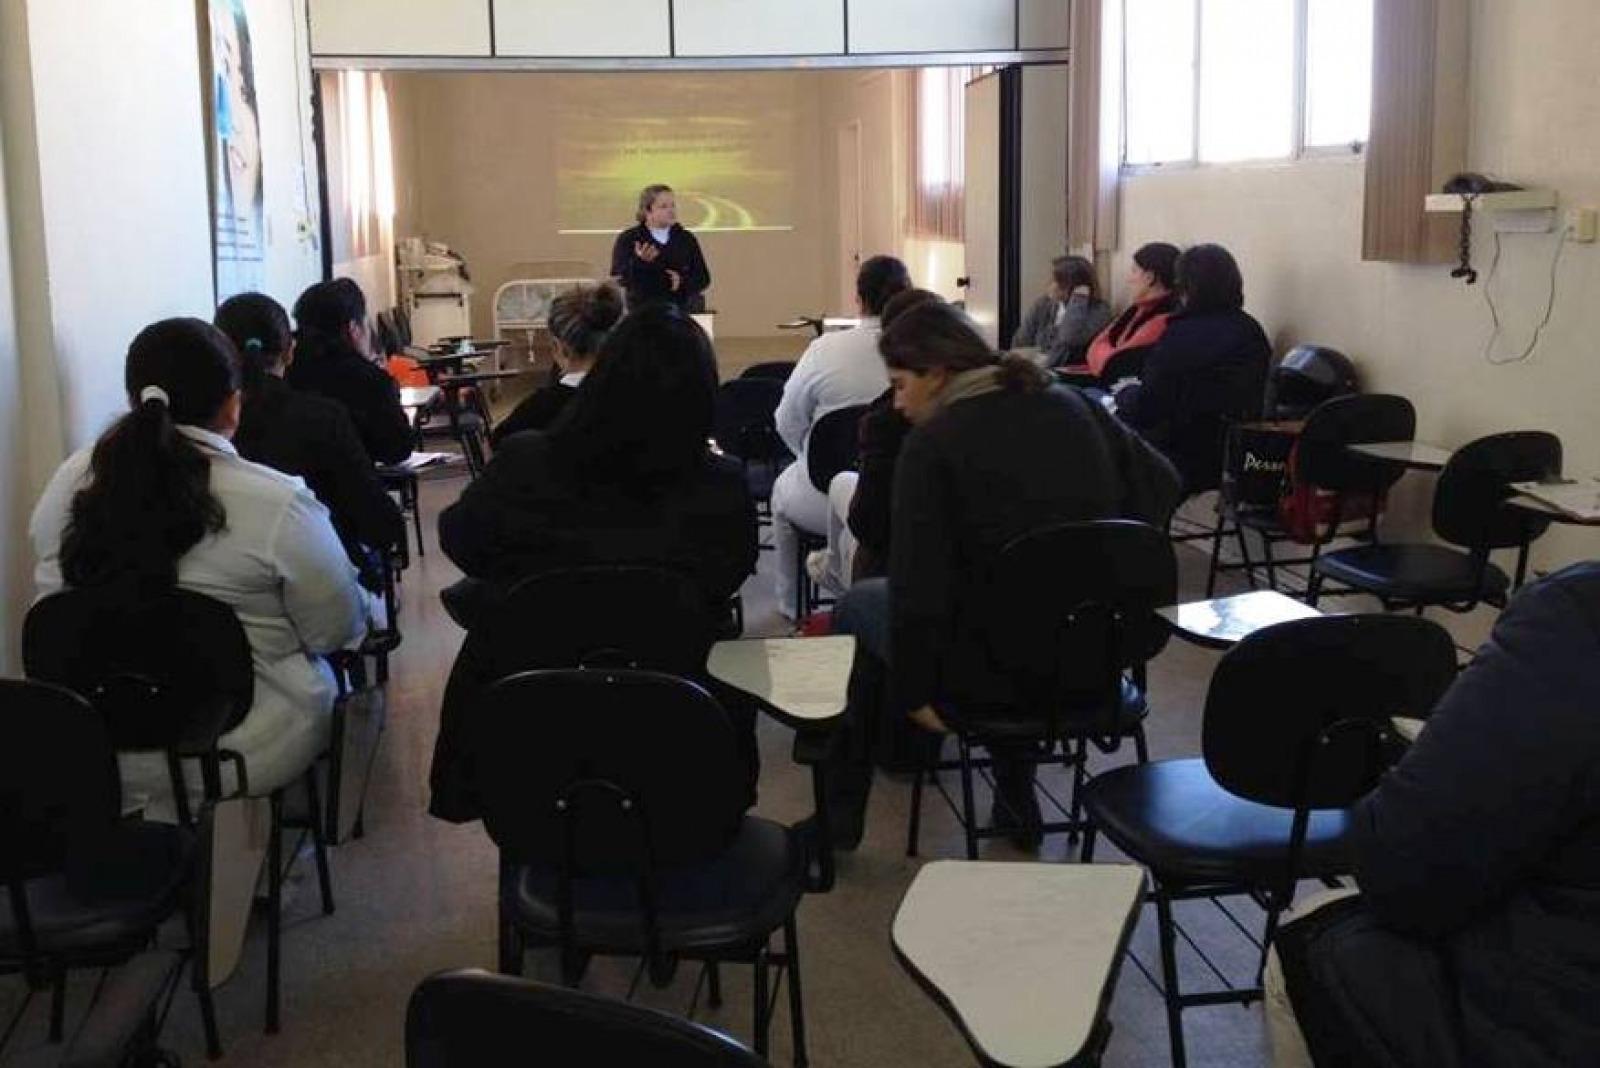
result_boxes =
[1011,255,1113,369]
[1071,241,1181,381]
[216,292,403,588]
[1269,561,1600,1068]
[826,302,1180,847]
[288,278,413,466]
[489,282,622,448]
[29,318,368,814]
[430,303,759,821]
[1115,243,1271,496]
[770,255,910,619]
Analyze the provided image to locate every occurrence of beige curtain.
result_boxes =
[1361,0,1468,263]
[906,66,992,240]
[1067,0,1121,253]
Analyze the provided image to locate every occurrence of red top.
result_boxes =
[1081,294,1178,377]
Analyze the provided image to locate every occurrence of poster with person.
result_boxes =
[210,0,264,300]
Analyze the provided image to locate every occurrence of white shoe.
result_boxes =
[805,549,831,588]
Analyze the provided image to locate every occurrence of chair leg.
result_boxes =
[752,945,771,1058]
[265,791,283,1035]
[1234,524,1257,591]
[1067,737,1089,842]
[195,967,222,1060]
[957,737,979,861]
[706,962,723,1008]
[906,742,927,858]
[303,769,335,916]
[1306,570,1324,608]
[1206,510,1228,598]
[783,916,809,1068]
[1134,725,1150,764]
[48,971,65,1043]
[1154,886,1188,1068]
[410,484,425,558]
[1261,535,1279,592]
[1079,822,1098,863]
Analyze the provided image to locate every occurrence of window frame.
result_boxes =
[1120,0,1369,174]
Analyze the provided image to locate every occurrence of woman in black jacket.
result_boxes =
[216,293,403,586]
[430,303,758,821]
[287,278,414,465]
[1115,243,1271,496]
[609,184,711,312]
[827,301,1181,847]
[488,282,622,448]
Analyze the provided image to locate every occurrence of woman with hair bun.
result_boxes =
[30,317,367,813]
[490,281,624,448]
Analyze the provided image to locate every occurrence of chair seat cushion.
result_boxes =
[0,821,195,961]
[1082,759,1353,886]
[1313,544,1508,604]
[947,676,1149,740]
[512,817,804,955]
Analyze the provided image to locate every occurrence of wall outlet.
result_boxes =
[1566,206,1598,243]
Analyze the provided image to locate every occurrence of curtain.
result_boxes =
[1361,0,1468,263]
[1067,0,1122,253]
[906,66,993,240]
[319,70,398,307]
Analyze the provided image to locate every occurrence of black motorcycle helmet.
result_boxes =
[1268,345,1358,419]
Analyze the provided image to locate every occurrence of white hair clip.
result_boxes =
[139,385,170,407]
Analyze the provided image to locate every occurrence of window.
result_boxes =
[907,66,996,239]
[1122,0,1373,167]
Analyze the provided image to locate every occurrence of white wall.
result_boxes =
[251,0,325,306]
[1116,0,1600,638]
[0,97,27,671]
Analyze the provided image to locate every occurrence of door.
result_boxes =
[963,72,1002,347]
[836,122,863,313]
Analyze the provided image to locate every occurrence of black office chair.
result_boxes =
[714,378,793,538]
[740,361,798,382]
[1308,430,1561,612]
[1206,394,1416,597]
[907,520,1177,860]
[406,969,767,1067]
[789,404,868,621]
[1081,613,1458,1068]
[0,678,202,1062]
[23,589,337,1044]
[477,669,809,1065]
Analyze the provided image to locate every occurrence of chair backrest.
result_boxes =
[469,567,713,682]
[713,379,789,464]
[0,679,122,891]
[739,361,797,382]
[1204,614,1457,810]
[805,404,868,493]
[474,670,748,875]
[407,969,766,1068]
[983,521,1178,733]
[23,589,254,755]
[1296,393,1417,494]
[1219,422,1297,511]
[1434,431,1562,551]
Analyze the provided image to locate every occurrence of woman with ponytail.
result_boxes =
[489,281,623,448]
[218,292,403,580]
[31,317,368,811]
[821,300,1181,848]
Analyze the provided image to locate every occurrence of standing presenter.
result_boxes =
[610,183,711,313]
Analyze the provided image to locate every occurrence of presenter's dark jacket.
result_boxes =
[234,374,405,563]
[610,223,711,311]
[1309,561,1600,1068]
[1114,307,1270,496]
[286,347,414,465]
[429,429,758,821]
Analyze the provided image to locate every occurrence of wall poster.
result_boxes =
[208,0,264,299]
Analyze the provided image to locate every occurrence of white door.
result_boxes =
[963,71,1002,347]
[836,122,863,313]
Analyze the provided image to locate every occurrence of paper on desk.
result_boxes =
[399,451,456,471]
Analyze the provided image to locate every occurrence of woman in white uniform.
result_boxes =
[30,317,368,814]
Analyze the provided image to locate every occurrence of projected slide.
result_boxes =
[556,74,796,234]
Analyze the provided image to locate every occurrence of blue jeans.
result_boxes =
[833,577,890,661]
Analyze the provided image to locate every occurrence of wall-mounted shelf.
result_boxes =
[1424,189,1557,214]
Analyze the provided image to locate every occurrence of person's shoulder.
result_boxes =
[215,446,317,507]
[1512,563,1600,636]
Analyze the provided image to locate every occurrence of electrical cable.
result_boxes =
[1483,224,1571,365]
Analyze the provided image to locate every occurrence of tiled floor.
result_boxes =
[2,450,1288,1068]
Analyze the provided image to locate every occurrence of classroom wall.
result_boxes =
[387,71,831,339]
[1115,0,1600,638]
[0,0,320,665]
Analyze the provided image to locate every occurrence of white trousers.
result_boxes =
[771,461,832,619]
